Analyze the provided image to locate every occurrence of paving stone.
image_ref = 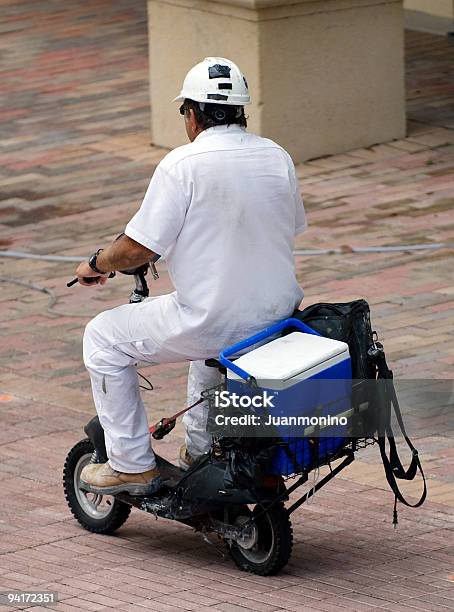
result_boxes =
[0,7,454,612]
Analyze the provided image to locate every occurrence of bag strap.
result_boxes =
[371,344,427,511]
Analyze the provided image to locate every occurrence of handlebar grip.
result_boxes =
[67,276,99,287]
[67,272,115,288]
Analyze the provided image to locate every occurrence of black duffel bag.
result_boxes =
[290,299,376,430]
[291,299,376,380]
[291,299,426,520]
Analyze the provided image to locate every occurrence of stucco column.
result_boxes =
[147,0,406,163]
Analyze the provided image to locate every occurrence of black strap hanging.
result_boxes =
[372,345,427,518]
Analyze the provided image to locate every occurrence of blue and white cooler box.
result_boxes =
[219,318,353,476]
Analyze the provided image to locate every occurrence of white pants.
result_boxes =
[83,303,222,473]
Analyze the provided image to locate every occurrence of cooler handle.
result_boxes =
[219,317,321,382]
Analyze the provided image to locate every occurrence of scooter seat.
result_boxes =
[204,357,236,374]
[205,358,224,369]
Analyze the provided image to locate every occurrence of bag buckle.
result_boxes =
[368,343,384,360]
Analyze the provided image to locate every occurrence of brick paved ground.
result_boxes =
[1,2,454,610]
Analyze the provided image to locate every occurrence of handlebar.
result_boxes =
[67,258,159,303]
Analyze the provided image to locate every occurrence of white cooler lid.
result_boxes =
[228,332,349,381]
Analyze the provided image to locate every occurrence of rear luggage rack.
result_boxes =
[203,383,375,480]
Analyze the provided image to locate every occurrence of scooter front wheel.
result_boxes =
[63,438,131,534]
[229,502,293,575]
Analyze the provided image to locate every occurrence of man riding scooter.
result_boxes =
[75,57,307,496]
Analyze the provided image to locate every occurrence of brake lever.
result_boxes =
[150,261,159,280]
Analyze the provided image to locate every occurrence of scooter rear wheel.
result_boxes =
[63,438,131,534]
[229,502,293,575]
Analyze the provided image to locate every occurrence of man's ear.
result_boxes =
[188,108,197,131]
[188,108,203,139]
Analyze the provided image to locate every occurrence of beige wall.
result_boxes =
[148,0,406,162]
[259,1,405,160]
[148,0,262,150]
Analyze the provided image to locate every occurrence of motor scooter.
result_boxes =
[63,262,372,575]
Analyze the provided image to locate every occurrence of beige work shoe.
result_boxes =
[80,462,162,496]
[179,444,196,471]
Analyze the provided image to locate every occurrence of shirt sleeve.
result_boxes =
[125,163,188,256]
[287,155,307,236]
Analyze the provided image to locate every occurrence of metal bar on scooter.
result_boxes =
[286,453,355,516]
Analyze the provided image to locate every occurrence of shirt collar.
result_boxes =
[194,124,246,141]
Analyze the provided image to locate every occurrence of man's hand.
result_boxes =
[76,261,109,287]
[73,235,157,288]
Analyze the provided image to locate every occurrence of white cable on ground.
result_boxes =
[0,243,453,263]
[0,250,85,263]
[0,241,452,319]
[293,243,454,256]
[0,277,88,318]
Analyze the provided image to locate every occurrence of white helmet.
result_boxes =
[173,57,251,106]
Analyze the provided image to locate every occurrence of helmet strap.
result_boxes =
[197,101,243,121]
[213,109,227,122]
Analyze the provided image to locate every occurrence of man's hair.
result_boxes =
[183,99,247,129]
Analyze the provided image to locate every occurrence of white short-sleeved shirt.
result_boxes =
[125,124,306,360]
